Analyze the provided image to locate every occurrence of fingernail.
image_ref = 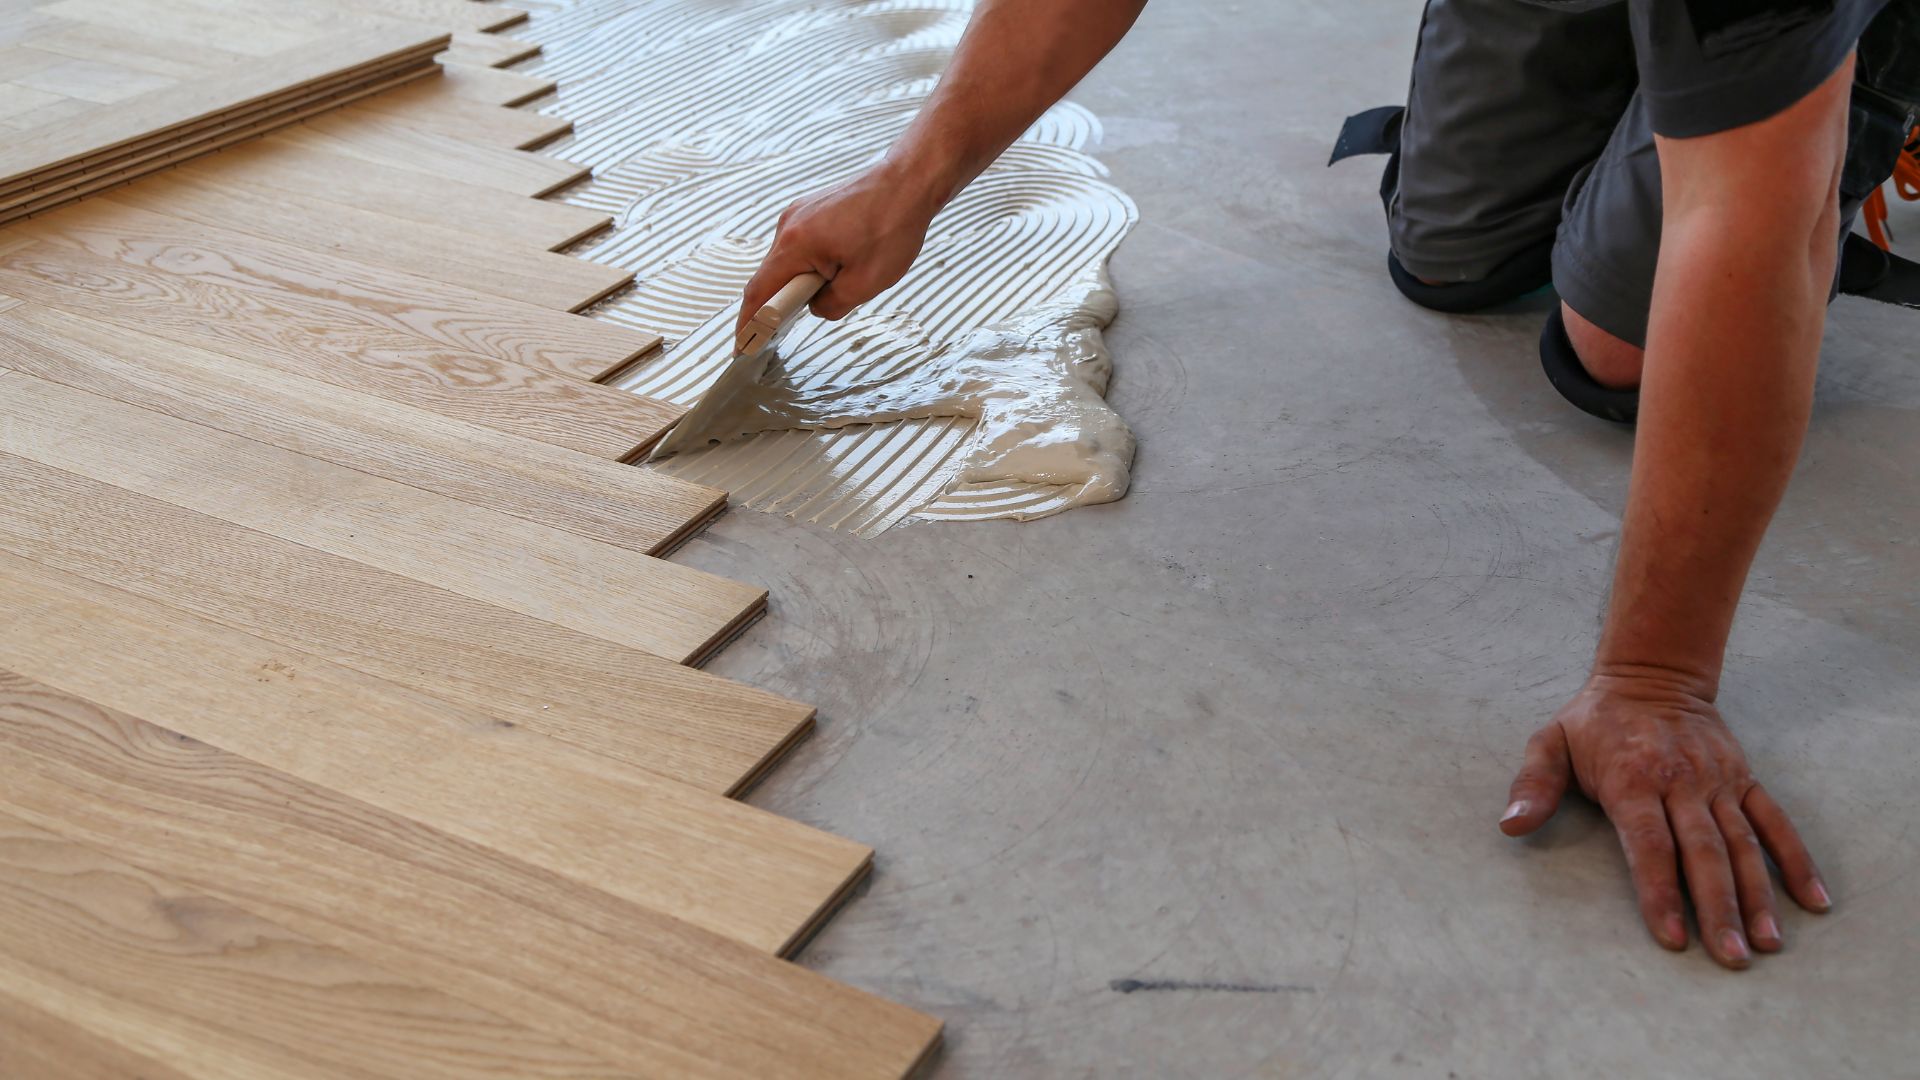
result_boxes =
[1754,913,1780,943]
[1810,879,1832,910]
[1500,800,1528,825]
[1663,914,1686,949]
[1721,929,1750,963]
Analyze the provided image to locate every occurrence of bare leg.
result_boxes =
[1563,300,1644,390]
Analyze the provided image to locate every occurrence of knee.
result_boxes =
[1562,302,1642,390]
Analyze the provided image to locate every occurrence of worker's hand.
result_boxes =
[737,164,940,338]
[1500,670,1832,968]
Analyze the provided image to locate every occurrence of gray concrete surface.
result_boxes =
[673,2,1920,1075]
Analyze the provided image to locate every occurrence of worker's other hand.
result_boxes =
[1500,671,1831,968]
[737,164,939,338]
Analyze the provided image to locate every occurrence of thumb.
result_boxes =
[1501,723,1571,836]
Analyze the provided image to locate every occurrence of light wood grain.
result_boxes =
[33,0,335,59]
[0,57,444,224]
[0,23,447,179]
[436,59,556,106]
[0,43,439,200]
[345,78,571,148]
[440,30,541,68]
[24,199,650,378]
[0,989,194,1080]
[288,110,589,198]
[0,303,697,555]
[0,814,634,1079]
[197,136,609,251]
[0,553,862,954]
[0,435,807,796]
[10,55,175,104]
[0,374,759,663]
[0,672,943,1077]
[20,22,245,79]
[0,240,675,459]
[100,175,630,313]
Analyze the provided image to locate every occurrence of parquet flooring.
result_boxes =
[0,2,942,1076]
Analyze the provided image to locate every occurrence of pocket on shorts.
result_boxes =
[1682,0,1837,58]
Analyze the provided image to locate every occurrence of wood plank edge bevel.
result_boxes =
[776,851,873,959]
[722,711,816,800]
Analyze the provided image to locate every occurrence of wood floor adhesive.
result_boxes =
[520,0,1139,535]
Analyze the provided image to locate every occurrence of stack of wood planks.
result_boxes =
[0,3,943,1077]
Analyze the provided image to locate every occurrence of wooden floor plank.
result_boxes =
[0,673,943,1077]
[0,241,675,460]
[0,990,194,1080]
[24,199,650,378]
[100,176,630,313]
[345,78,572,148]
[0,23,448,180]
[0,555,860,955]
[0,47,442,211]
[287,111,589,198]
[196,137,610,251]
[0,374,759,664]
[0,304,699,556]
[0,442,807,796]
[20,22,247,80]
[307,0,529,34]
[440,30,541,68]
[0,59,445,225]
[0,815,634,1079]
[437,59,556,106]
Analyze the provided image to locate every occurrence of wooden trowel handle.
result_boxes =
[737,272,827,355]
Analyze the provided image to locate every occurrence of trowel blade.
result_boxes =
[645,344,775,461]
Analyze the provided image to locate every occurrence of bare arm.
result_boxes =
[737,0,1147,332]
[1504,59,1851,967]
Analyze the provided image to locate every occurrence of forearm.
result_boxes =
[881,0,1147,214]
[1596,215,1831,693]
[1596,67,1850,695]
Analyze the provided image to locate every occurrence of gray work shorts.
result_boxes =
[1388,0,1912,347]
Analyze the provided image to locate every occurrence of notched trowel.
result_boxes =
[646,272,827,461]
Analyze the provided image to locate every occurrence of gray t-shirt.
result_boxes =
[1629,0,1893,136]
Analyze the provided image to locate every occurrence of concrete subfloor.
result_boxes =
[672,2,1920,1075]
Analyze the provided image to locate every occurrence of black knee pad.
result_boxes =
[1387,236,1556,314]
[1539,306,1638,425]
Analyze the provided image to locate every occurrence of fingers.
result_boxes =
[1609,797,1688,951]
[737,210,837,338]
[1711,794,1782,952]
[1500,723,1571,836]
[1744,784,1831,913]
[1668,798,1750,968]
[809,279,859,321]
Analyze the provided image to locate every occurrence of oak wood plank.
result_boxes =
[345,78,570,148]
[32,0,334,59]
[0,44,439,199]
[0,672,943,1077]
[25,198,648,377]
[0,815,633,1079]
[436,59,556,106]
[0,57,444,223]
[0,24,449,179]
[0,303,696,555]
[0,435,806,796]
[287,110,588,198]
[19,22,246,79]
[0,554,861,954]
[196,137,609,251]
[0,374,758,664]
[440,30,541,68]
[0,241,673,459]
[100,175,629,313]
[0,989,194,1080]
